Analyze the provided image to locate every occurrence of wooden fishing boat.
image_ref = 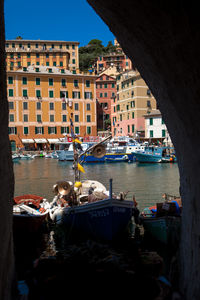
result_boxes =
[49,122,134,241]
[140,195,181,244]
[49,179,133,241]
[13,194,50,234]
[50,180,133,241]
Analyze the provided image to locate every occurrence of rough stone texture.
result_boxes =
[87,0,200,298]
[0,0,15,299]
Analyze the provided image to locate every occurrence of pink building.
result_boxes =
[96,74,116,131]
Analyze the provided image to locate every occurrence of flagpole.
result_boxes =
[70,114,80,182]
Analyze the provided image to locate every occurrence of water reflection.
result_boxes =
[13,158,180,211]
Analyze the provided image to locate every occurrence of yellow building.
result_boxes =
[6,39,79,73]
[8,65,97,150]
[112,70,157,137]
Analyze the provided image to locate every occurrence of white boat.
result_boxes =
[12,153,21,162]
[106,136,146,155]
[19,153,34,160]
[45,152,59,159]
[13,194,50,234]
[57,142,95,161]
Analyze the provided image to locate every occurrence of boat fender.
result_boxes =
[74,181,82,188]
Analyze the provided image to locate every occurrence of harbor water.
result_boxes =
[13,158,181,298]
[13,158,180,211]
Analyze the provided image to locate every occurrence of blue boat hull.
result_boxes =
[82,153,135,163]
[61,198,133,241]
[134,152,162,163]
[141,215,181,244]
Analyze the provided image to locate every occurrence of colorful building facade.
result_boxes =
[144,110,172,145]
[7,65,97,150]
[96,74,116,131]
[111,70,157,137]
[95,52,132,74]
[6,39,79,73]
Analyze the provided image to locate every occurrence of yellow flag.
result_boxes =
[77,163,85,173]
[73,138,82,144]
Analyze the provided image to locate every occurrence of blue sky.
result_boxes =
[4,0,115,47]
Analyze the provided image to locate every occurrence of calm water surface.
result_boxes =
[13,158,180,211]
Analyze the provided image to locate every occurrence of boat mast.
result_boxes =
[73,141,80,182]
[70,114,80,182]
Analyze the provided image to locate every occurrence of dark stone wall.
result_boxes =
[87,0,200,298]
[0,0,15,299]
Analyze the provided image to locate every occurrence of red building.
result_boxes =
[95,52,133,74]
[96,74,116,131]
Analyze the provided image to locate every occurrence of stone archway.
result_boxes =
[87,0,200,298]
[1,0,200,298]
[0,0,15,299]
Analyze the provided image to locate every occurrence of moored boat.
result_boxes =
[82,152,135,163]
[49,179,134,241]
[45,151,59,159]
[19,153,35,160]
[12,153,21,162]
[81,136,141,163]
[13,194,50,234]
[57,142,94,161]
[49,123,134,241]
[133,146,177,163]
[140,195,181,244]
[105,155,129,163]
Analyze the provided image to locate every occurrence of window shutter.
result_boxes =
[15,127,17,134]
[35,127,38,134]
[48,127,50,134]
[72,92,74,99]
[61,127,64,134]
[55,127,57,134]
[42,127,44,134]
[66,91,68,98]
[78,92,80,99]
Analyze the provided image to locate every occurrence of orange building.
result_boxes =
[6,39,79,73]
[8,66,97,151]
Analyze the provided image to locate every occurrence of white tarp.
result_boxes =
[34,139,47,143]
[47,139,60,144]
[22,139,35,143]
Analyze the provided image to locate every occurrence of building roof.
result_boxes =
[96,73,116,81]
[6,48,70,54]
[144,109,161,118]
[8,65,97,78]
[6,39,79,44]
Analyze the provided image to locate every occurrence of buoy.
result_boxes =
[74,181,82,188]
